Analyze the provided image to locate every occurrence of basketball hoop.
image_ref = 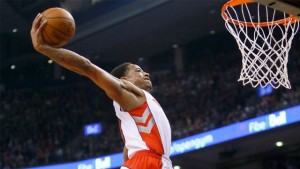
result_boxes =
[221,0,300,89]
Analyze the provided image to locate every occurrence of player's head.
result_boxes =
[111,62,152,91]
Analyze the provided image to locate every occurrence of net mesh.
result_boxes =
[222,1,299,89]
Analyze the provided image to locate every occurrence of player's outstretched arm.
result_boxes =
[31,13,97,76]
[30,13,141,106]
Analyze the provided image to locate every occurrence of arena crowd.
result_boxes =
[1,35,300,169]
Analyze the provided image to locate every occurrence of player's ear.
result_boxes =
[120,76,128,80]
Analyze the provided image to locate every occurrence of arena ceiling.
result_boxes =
[1,0,300,67]
[0,0,228,68]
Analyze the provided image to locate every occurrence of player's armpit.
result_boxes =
[123,146,129,162]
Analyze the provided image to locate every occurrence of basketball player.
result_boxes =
[30,13,172,169]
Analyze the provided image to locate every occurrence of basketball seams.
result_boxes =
[43,8,74,22]
[42,29,56,46]
[46,17,75,23]
[43,26,68,47]
[45,23,73,37]
[41,7,75,47]
[43,8,58,18]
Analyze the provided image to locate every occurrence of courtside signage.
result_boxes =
[25,105,300,169]
[84,123,102,136]
[170,105,299,156]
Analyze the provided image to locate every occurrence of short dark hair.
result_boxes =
[110,62,132,79]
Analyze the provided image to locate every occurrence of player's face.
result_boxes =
[124,64,152,91]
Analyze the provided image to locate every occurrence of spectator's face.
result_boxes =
[124,64,152,91]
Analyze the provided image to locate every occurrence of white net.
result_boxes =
[222,1,300,89]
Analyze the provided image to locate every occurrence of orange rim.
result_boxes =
[221,0,299,27]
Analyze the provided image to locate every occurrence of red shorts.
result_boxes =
[122,150,162,169]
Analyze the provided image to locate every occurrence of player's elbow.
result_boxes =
[80,59,95,76]
[74,58,95,76]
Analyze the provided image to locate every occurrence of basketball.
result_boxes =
[41,7,75,47]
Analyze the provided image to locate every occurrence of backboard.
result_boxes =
[253,0,300,18]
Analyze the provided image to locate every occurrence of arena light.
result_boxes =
[173,166,181,169]
[275,141,283,147]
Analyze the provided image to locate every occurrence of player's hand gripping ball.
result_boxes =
[41,7,75,47]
